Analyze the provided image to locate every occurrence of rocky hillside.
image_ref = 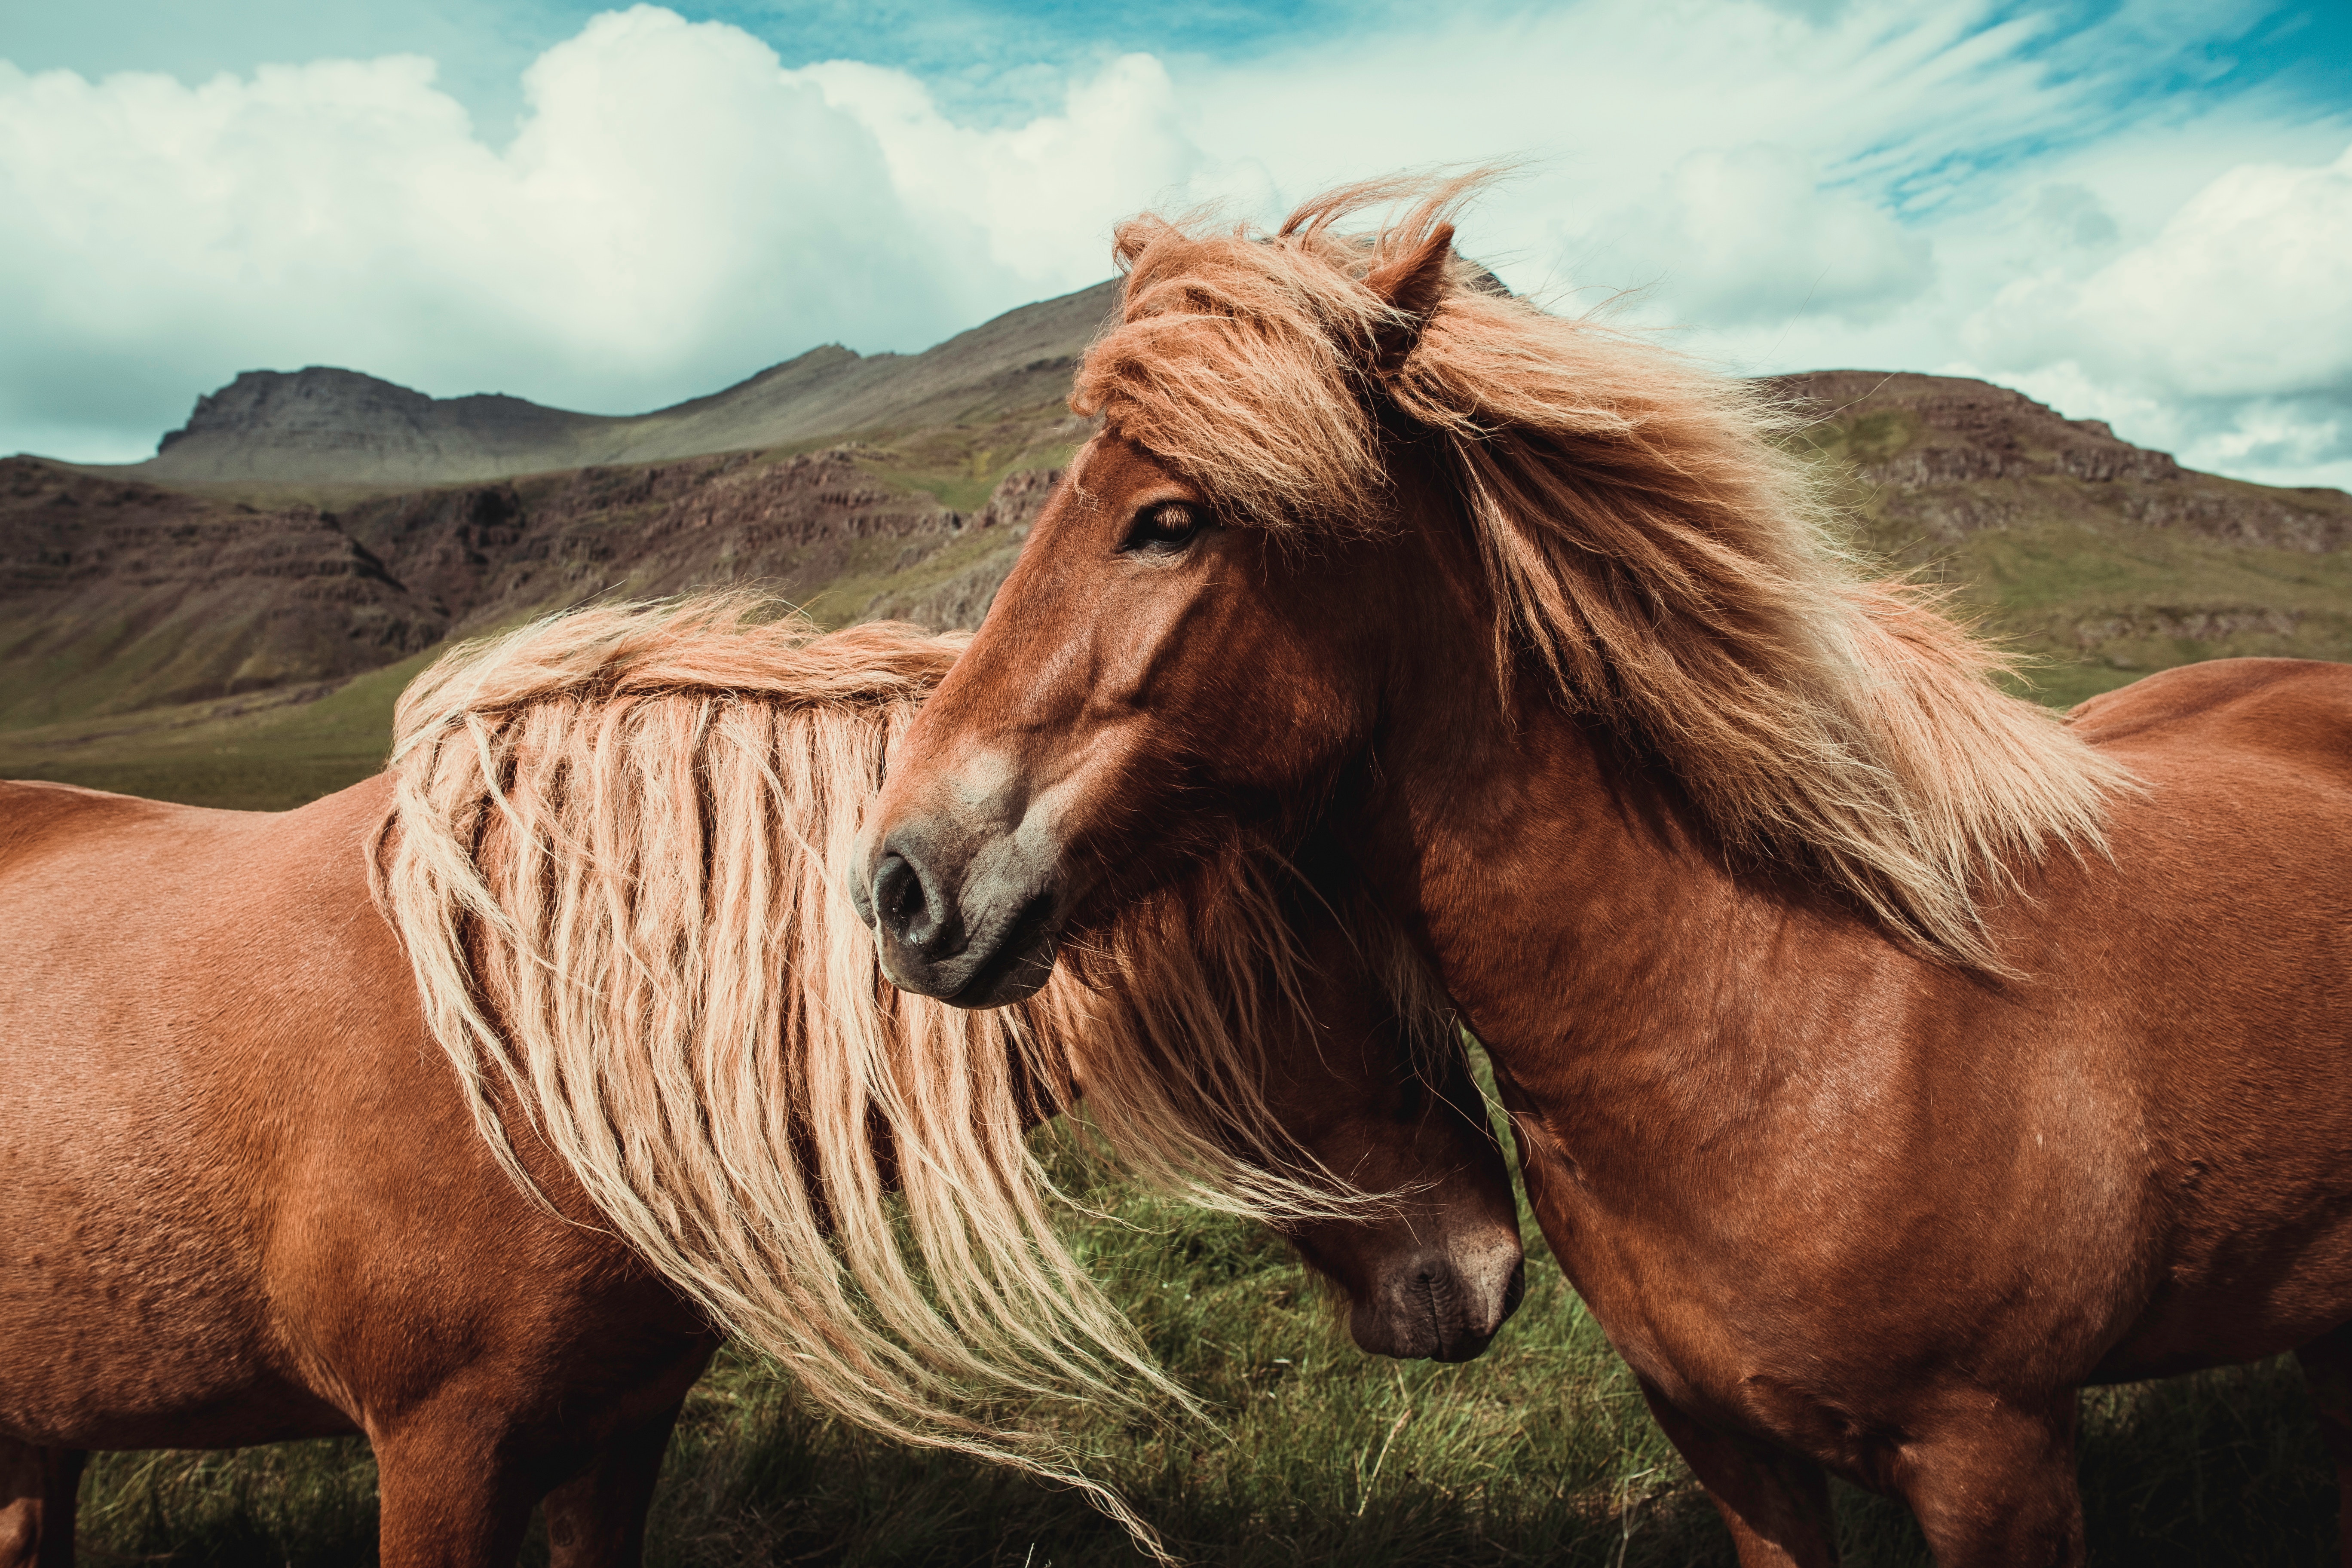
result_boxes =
[114,282,1119,488]
[0,445,1068,730]
[0,459,438,729]
[1778,371,2350,550]
[1777,371,2352,701]
[6,328,2348,806]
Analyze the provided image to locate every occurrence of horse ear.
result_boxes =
[1362,222,1454,375]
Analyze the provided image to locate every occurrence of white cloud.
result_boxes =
[1960,141,2352,485]
[799,52,1231,289]
[1589,144,1934,327]
[1969,141,2352,398]
[0,6,1204,455]
[0,0,2346,493]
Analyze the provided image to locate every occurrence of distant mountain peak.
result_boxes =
[128,279,1122,488]
[158,367,483,453]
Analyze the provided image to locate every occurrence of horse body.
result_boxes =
[1360,626,2352,1555]
[852,181,2352,1565]
[0,774,715,1564]
[2065,661,2352,1378]
[1,606,1521,1567]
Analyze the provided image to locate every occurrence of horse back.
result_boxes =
[2068,657,2352,778]
[0,776,196,862]
[2034,660,2352,1374]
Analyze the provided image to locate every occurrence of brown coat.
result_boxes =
[0,775,715,1567]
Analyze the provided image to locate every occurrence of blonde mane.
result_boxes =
[1073,175,2132,968]
[370,597,1432,1549]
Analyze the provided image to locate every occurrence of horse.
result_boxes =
[851,176,2352,1568]
[0,597,1524,1568]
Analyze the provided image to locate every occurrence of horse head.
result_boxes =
[854,172,2119,1004]
[850,190,1464,1007]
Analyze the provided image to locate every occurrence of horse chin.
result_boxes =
[943,927,1061,1009]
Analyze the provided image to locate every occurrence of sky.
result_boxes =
[4,1,2349,488]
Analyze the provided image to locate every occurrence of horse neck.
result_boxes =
[1346,487,1924,1176]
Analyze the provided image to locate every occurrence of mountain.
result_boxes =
[0,279,1118,739]
[4,298,2348,806]
[0,445,1066,729]
[1777,371,2349,551]
[1776,371,2352,703]
[118,281,1119,488]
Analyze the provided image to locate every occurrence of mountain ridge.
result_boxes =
[96,281,1122,488]
[5,285,2349,807]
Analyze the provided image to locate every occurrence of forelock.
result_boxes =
[1074,214,1399,535]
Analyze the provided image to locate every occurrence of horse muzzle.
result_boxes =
[854,813,1068,1008]
[1352,1236,1527,1363]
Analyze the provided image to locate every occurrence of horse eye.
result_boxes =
[1121,502,1206,555]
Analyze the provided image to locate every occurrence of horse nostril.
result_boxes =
[872,853,940,949]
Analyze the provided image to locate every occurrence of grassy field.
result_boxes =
[0,651,429,809]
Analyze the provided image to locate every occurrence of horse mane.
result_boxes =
[369,596,1436,1546]
[1072,174,2133,968]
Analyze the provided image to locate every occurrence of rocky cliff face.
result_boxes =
[1772,371,2352,692]
[147,368,615,484]
[0,457,444,727]
[861,466,1064,630]
[332,447,1062,637]
[1773,371,2352,552]
[0,447,1064,729]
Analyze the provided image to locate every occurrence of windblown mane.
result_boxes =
[1073,174,2132,967]
[371,597,1435,1545]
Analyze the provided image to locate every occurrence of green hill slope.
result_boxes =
[1779,371,2352,705]
[6,341,2346,809]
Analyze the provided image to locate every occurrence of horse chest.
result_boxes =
[1506,1078,2141,1433]
[1502,1109,1743,1393]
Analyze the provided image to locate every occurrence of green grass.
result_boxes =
[0,650,423,808]
[1945,521,2352,707]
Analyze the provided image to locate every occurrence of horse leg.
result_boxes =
[2297,1323,2352,1567]
[372,1415,543,1568]
[1894,1395,2083,1568]
[1639,1382,1838,1567]
[541,1399,687,1568]
[0,1441,85,1568]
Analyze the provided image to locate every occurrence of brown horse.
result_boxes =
[854,178,2352,1567]
[0,600,1521,1568]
